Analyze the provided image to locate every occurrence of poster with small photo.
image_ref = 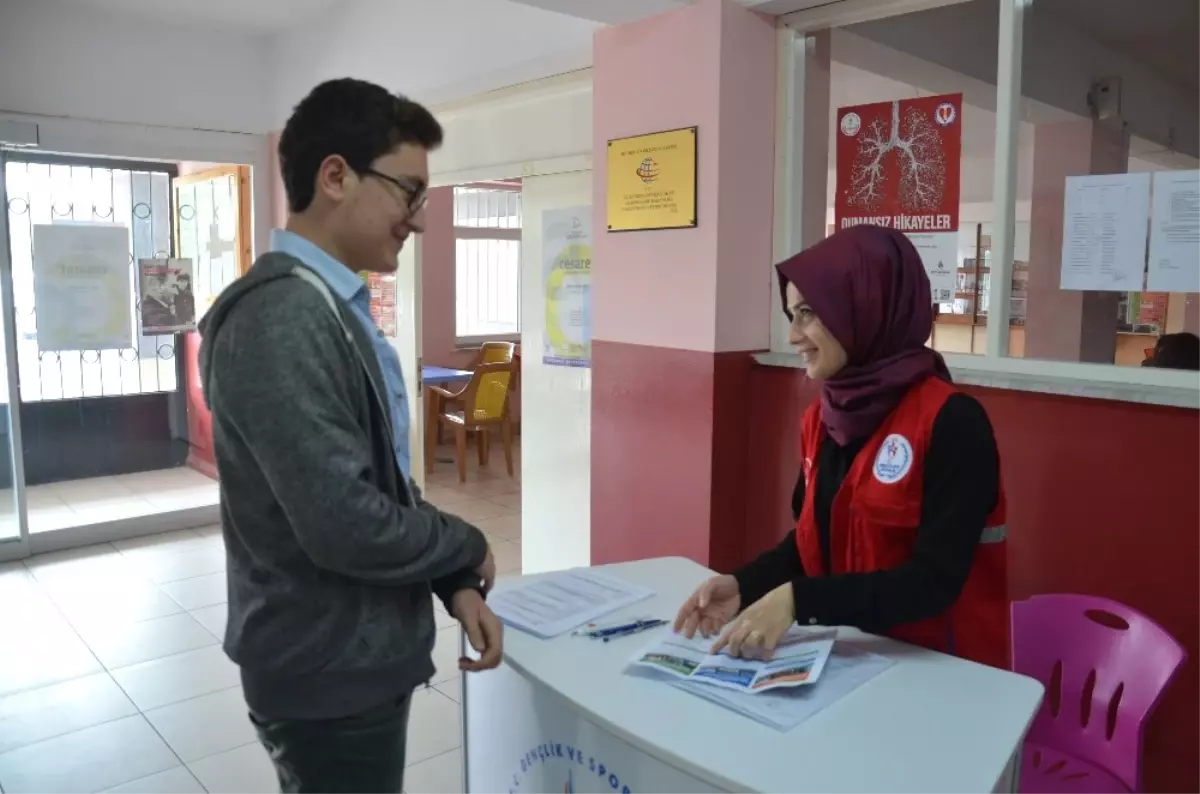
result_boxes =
[139,258,196,334]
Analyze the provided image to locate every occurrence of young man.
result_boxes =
[199,78,503,793]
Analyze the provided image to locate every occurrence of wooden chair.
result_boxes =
[431,342,516,446]
[428,358,518,483]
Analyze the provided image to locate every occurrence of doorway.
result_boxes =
[0,153,249,561]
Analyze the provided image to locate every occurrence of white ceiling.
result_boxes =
[1040,0,1199,90]
[266,0,601,123]
[59,0,346,32]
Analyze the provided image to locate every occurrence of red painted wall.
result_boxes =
[182,332,217,480]
[740,362,1199,792]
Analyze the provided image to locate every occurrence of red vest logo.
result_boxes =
[873,433,914,484]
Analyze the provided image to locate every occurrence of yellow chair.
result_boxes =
[429,341,516,447]
[428,357,518,483]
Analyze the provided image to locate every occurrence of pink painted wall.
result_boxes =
[421,186,474,370]
[592,0,774,353]
[592,0,722,352]
[713,0,776,353]
[266,131,288,229]
[1026,120,1126,362]
[177,161,221,176]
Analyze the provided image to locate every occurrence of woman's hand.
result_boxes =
[673,575,741,639]
[711,582,795,659]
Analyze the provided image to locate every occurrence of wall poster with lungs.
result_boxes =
[835,93,963,302]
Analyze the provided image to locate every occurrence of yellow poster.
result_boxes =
[606,127,698,232]
[543,207,592,367]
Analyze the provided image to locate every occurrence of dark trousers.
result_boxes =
[250,693,413,793]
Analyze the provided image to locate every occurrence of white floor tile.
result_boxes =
[0,573,65,634]
[142,487,220,512]
[113,530,206,556]
[119,468,214,495]
[101,766,206,794]
[431,627,462,685]
[190,604,228,640]
[45,576,184,626]
[123,546,226,585]
[76,612,218,670]
[406,687,462,767]
[0,614,103,699]
[475,512,522,541]
[486,492,522,511]
[421,484,474,507]
[493,539,522,575]
[144,687,255,762]
[51,476,138,504]
[69,499,160,525]
[192,524,222,540]
[440,498,512,523]
[160,572,227,611]
[23,543,129,584]
[434,603,457,630]
[434,678,462,704]
[188,742,277,794]
[0,673,137,755]
[111,645,240,711]
[0,715,178,794]
[404,748,463,794]
[453,478,520,499]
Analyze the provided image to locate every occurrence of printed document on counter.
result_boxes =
[630,628,835,694]
[488,569,655,638]
[673,645,895,731]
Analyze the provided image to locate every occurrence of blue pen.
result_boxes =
[573,617,651,638]
[602,620,668,642]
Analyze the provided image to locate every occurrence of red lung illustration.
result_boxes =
[847,99,947,213]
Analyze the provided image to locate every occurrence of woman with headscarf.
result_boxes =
[673,224,1008,668]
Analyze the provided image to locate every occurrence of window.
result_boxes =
[454,185,521,343]
[3,157,179,402]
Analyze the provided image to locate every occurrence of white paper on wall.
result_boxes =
[33,223,133,351]
[1059,173,1151,292]
[1146,169,1200,293]
[905,231,958,303]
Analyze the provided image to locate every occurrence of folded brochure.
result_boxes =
[630,628,835,694]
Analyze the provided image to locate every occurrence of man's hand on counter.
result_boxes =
[452,588,504,672]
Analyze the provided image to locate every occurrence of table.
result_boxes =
[462,557,1044,793]
[421,366,472,466]
[422,365,473,387]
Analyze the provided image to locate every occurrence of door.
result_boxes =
[394,235,424,491]
[173,166,252,478]
[519,170,593,574]
[0,152,29,560]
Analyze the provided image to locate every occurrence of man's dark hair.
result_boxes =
[278,78,443,213]
[1144,332,1200,371]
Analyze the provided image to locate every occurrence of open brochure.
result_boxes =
[668,645,896,731]
[630,628,835,694]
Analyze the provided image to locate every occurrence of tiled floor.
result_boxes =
[0,468,220,539]
[0,441,522,793]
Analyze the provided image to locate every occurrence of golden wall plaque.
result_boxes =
[606,127,698,232]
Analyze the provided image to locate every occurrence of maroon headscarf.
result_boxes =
[776,224,950,446]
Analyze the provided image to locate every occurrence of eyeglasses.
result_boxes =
[364,169,428,213]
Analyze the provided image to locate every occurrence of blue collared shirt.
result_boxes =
[270,229,412,479]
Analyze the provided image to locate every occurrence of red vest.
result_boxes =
[795,377,1010,669]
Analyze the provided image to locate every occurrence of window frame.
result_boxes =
[1,151,186,403]
[768,1,1200,410]
[452,187,523,348]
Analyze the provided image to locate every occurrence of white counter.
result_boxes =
[462,556,1043,793]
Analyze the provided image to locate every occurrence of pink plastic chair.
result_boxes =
[1011,594,1187,793]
